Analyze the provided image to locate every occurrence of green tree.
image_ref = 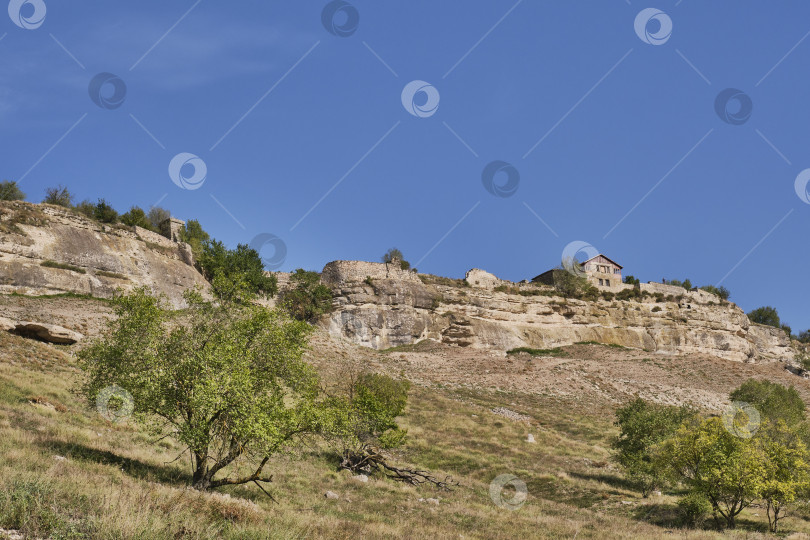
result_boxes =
[729,379,806,428]
[660,416,768,529]
[147,206,171,229]
[623,275,640,286]
[120,206,154,230]
[748,306,781,328]
[42,185,73,207]
[613,398,695,496]
[798,330,810,344]
[278,269,333,322]
[198,240,278,299]
[73,199,95,219]
[77,281,320,492]
[93,199,119,223]
[700,285,730,300]
[757,420,810,532]
[382,248,411,270]
[178,219,210,260]
[0,180,25,201]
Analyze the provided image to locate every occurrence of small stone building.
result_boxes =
[159,217,185,242]
[532,254,624,289]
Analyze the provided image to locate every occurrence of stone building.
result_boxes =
[532,254,624,289]
[159,217,186,242]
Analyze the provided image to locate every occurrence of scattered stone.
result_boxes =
[426,498,440,505]
[352,474,369,483]
[0,529,24,540]
[53,455,66,461]
[526,433,536,443]
[621,500,633,505]
[651,490,662,497]
[491,407,531,423]
[324,491,339,499]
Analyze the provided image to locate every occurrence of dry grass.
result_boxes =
[1,322,810,538]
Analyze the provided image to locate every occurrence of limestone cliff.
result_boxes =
[317,261,794,363]
[0,201,208,307]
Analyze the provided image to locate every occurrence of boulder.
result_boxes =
[7,320,83,344]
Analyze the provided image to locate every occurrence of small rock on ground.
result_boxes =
[526,434,536,443]
[352,474,369,483]
[324,491,339,499]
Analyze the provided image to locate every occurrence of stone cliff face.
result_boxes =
[318,261,794,363]
[0,201,208,307]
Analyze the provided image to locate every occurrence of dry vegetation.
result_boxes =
[3,297,810,539]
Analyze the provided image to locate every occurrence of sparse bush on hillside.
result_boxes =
[677,491,711,528]
[730,379,805,428]
[667,278,693,291]
[120,206,154,230]
[73,199,95,219]
[92,199,119,224]
[699,284,730,300]
[382,247,411,270]
[42,185,73,207]
[147,206,171,229]
[77,281,321,492]
[278,269,333,322]
[623,275,640,285]
[197,240,278,300]
[748,306,781,329]
[0,180,25,201]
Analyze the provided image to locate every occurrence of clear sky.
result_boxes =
[3,1,810,332]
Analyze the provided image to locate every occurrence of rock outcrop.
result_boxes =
[0,201,208,307]
[317,261,794,363]
[0,315,83,344]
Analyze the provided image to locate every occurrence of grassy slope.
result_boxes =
[1,328,808,539]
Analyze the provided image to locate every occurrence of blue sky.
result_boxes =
[3,1,810,332]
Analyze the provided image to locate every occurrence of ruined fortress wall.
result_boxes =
[321,260,420,286]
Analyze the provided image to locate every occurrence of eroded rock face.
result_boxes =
[0,202,209,307]
[0,315,83,344]
[318,262,794,363]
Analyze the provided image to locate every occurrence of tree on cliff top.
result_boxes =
[748,306,781,328]
[0,180,25,201]
[198,240,278,299]
[382,248,411,270]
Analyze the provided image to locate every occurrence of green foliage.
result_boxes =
[729,379,805,428]
[758,420,810,532]
[699,284,730,300]
[120,206,154,230]
[659,416,768,529]
[73,199,95,219]
[507,347,566,357]
[279,269,333,322]
[77,284,320,491]
[667,278,692,290]
[0,180,25,201]
[382,247,410,270]
[178,219,210,259]
[40,260,86,274]
[147,206,171,230]
[623,275,640,285]
[612,398,695,496]
[42,185,73,207]
[551,268,598,300]
[748,306,781,328]
[197,240,278,300]
[93,199,119,224]
[799,330,810,343]
[677,491,711,528]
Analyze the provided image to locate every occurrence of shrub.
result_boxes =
[278,269,333,322]
[507,347,566,357]
[73,199,95,219]
[729,379,805,427]
[178,219,210,260]
[93,199,119,223]
[147,206,170,229]
[120,206,153,230]
[382,247,410,270]
[0,180,25,201]
[678,491,711,528]
[40,260,86,274]
[699,284,730,300]
[748,306,781,329]
[651,306,662,312]
[42,185,73,207]
[798,330,810,344]
[197,240,278,300]
[623,275,640,285]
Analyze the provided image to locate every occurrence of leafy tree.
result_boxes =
[120,206,154,230]
[660,416,768,529]
[77,281,320,492]
[700,285,730,300]
[0,180,25,201]
[757,420,810,532]
[178,219,210,260]
[278,269,333,322]
[197,240,278,299]
[382,248,411,270]
[73,199,95,219]
[729,379,805,429]
[147,206,171,229]
[93,199,119,223]
[798,330,810,344]
[613,398,695,496]
[623,275,640,285]
[682,279,692,290]
[42,185,73,207]
[782,324,794,339]
[748,306,781,328]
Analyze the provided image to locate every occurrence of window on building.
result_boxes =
[614,268,620,274]
[598,279,604,286]
[606,279,610,286]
